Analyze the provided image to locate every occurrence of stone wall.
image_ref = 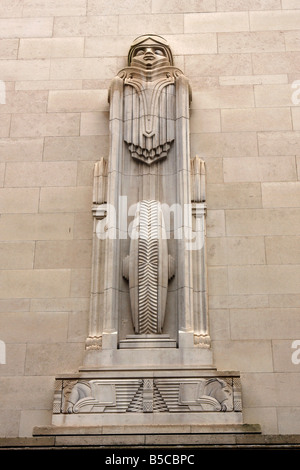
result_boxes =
[0,0,300,438]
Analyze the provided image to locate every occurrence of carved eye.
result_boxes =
[155,49,164,56]
[135,50,144,56]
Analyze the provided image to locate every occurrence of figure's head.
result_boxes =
[128,35,173,68]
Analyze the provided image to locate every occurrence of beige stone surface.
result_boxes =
[19,410,52,438]
[250,10,300,31]
[226,208,300,236]
[216,0,281,10]
[191,132,258,157]
[0,39,18,58]
[282,0,300,7]
[39,186,92,213]
[4,162,77,187]
[221,108,292,132]
[34,240,92,269]
[48,90,108,112]
[43,135,109,161]
[0,270,71,299]
[278,408,300,434]
[19,38,85,59]
[219,74,288,85]
[0,242,34,269]
[207,236,266,265]
[253,52,300,74]
[213,340,273,372]
[185,12,249,32]
[0,213,74,241]
[207,182,262,209]
[191,86,254,109]
[292,108,300,130]
[229,266,300,294]
[223,157,297,182]
[22,0,87,17]
[266,236,300,265]
[258,132,300,156]
[0,138,43,162]
[0,411,20,437]
[53,15,118,37]
[262,182,300,208]
[24,343,85,375]
[218,31,285,53]
[10,113,80,138]
[0,344,26,376]
[185,53,252,77]
[254,84,297,107]
[0,18,53,38]
[243,408,278,435]
[0,188,39,213]
[0,377,55,410]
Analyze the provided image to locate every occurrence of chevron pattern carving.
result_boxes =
[138,200,159,334]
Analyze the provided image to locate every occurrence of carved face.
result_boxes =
[131,46,169,68]
[128,35,173,68]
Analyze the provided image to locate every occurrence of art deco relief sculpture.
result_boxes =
[38,36,258,432]
[86,34,210,350]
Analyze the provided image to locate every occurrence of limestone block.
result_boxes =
[85,36,134,58]
[19,38,85,59]
[207,266,228,295]
[19,410,52,438]
[282,0,300,7]
[185,12,249,32]
[34,240,92,269]
[0,91,48,114]
[70,269,91,297]
[163,33,217,55]
[39,187,92,213]
[43,136,108,161]
[191,132,258,157]
[284,31,300,52]
[204,158,223,183]
[10,113,80,138]
[207,183,262,209]
[0,344,26,376]
[185,54,252,77]
[0,312,68,343]
[254,84,297,107]
[30,298,89,313]
[50,58,117,80]
[0,299,30,313]
[152,0,216,12]
[266,236,300,264]
[0,242,34,269]
[226,208,300,236]
[297,157,300,180]
[221,108,292,132]
[25,343,85,375]
[22,0,87,16]
[88,0,151,15]
[118,14,184,35]
[208,309,230,340]
[278,408,300,434]
[67,310,89,342]
[206,210,225,237]
[292,108,300,130]
[213,340,273,372]
[269,294,300,308]
[53,16,118,37]
[0,270,71,299]
[48,90,108,112]
[0,411,20,437]
[258,131,300,156]
[0,116,10,138]
[250,10,300,31]
[76,162,96,187]
[262,182,300,208]
[209,294,269,309]
[253,52,300,75]
[219,74,288,86]
[4,162,77,187]
[223,157,297,182]
[0,188,39,213]
[191,87,254,109]
[243,407,278,435]
[0,377,55,410]
[80,112,109,136]
[229,266,300,295]
[0,39,18,58]
[218,31,285,54]
[0,138,43,162]
[207,236,266,266]
[16,80,83,91]
[0,18,53,38]
[74,212,93,239]
[230,307,300,340]
[216,0,281,10]
[242,373,300,407]
[0,163,4,186]
[0,0,23,17]
[0,213,74,241]
[190,110,220,134]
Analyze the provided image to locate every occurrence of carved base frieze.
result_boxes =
[53,374,242,416]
